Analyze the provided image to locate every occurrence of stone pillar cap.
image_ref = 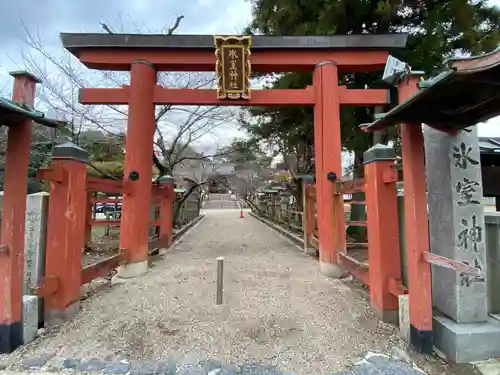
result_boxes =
[363,143,396,164]
[9,71,42,84]
[52,142,89,163]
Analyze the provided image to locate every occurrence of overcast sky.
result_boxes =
[0,0,256,154]
[0,0,499,147]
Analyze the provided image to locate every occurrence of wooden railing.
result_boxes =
[175,199,200,227]
[34,160,179,308]
[252,184,360,253]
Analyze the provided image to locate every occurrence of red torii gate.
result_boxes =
[61,33,405,278]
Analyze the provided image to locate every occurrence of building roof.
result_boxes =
[363,47,500,133]
[479,137,500,154]
[203,162,236,177]
[60,33,408,54]
[0,97,66,128]
[214,163,236,175]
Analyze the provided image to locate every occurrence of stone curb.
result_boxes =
[6,352,428,375]
[248,212,308,253]
[172,214,206,244]
[148,215,206,256]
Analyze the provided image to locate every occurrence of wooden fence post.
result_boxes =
[158,177,174,254]
[84,192,94,248]
[43,143,88,326]
[399,74,433,353]
[302,184,316,255]
[364,144,401,323]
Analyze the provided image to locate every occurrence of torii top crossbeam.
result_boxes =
[60,33,408,73]
[61,33,408,107]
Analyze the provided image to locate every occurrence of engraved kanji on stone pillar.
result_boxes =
[424,125,487,323]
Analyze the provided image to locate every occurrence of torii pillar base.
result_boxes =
[319,262,346,278]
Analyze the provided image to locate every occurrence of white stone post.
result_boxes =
[23,192,49,343]
[24,192,49,293]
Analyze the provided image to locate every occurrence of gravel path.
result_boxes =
[3,210,475,375]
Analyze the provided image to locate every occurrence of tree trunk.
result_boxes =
[346,148,367,243]
[353,150,364,179]
[373,130,384,145]
[294,179,304,212]
[372,106,385,146]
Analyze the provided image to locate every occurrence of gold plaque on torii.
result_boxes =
[214,35,251,100]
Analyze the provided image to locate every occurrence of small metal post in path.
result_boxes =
[216,257,224,305]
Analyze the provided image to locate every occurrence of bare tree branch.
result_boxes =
[15,13,239,184]
[165,15,184,35]
[101,22,114,34]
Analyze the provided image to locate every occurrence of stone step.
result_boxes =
[11,352,427,375]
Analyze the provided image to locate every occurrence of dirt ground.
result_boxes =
[3,209,477,375]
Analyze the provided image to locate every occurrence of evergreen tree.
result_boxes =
[244,0,500,175]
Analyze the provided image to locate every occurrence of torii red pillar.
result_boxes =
[118,60,157,278]
[0,71,40,353]
[399,73,433,353]
[313,61,346,278]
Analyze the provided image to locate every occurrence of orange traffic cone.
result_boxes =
[239,208,244,218]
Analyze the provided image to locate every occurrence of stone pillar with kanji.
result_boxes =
[423,125,500,363]
[424,125,487,323]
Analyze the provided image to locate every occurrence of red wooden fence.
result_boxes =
[34,158,174,326]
